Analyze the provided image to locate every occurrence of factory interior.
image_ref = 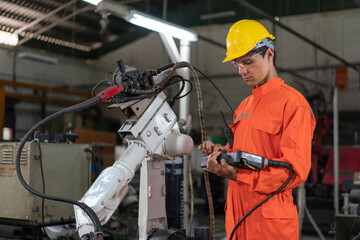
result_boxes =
[0,0,360,239]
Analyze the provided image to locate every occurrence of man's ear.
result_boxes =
[266,48,274,61]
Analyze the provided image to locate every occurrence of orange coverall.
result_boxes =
[225,78,316,240]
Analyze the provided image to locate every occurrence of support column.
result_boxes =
[179,39,191,234]
[159,34,192,235]
[332,69,339,215]
[0,85,5,139]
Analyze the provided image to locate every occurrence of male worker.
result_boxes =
[199,19,316,239]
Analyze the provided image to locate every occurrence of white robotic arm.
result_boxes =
[74,91,194,239]
[74,140,149,237]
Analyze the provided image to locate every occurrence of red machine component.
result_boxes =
[322,147,360,186]
[310,115,333,183]
[96,85,124,101]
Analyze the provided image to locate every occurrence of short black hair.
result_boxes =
[250,46,276,66]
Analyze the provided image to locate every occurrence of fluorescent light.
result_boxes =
[82,0,102,5]
[18,52,59,64]
[0,30,18,46]
[125,10,198,42]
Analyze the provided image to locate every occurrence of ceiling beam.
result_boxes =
[17,5,95,46]
[14,0,77,35]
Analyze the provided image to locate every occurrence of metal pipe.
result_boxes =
[194,69,329,87]
[159,33,180,62]
[179,40,191,120]
[297,183,305,237]
[179,39,191,235]
[276,66,329,87]
[304,205,326,240]
[200,11,236,21]
[162,0,168,20]
[332,69,340,215]
[285,62,360,72]
[0,85,5,139]
[198,35,225,49]
[233,0,359,71]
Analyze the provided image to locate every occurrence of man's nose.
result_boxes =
[238,64,247,75]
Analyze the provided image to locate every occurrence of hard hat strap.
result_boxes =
[253,38,276,51]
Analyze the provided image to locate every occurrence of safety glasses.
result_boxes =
[232,51,261,70]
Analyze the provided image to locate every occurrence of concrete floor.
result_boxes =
[0,219,339,240]
[192,213,335,240]
[301,234,333,240]
[0,210,342,239]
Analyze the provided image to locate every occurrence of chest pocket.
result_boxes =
[253,119,282,135]
[252,119,282,157]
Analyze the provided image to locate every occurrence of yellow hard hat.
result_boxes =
[223,19,275,63]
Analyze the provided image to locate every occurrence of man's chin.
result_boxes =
[245,81,255,87]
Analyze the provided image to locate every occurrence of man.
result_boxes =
[199,19,316,240]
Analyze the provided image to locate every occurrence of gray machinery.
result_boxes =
[74,90,194,239]
[71,61,194,239]
[336,172,360,240]
[0,142,91,223]
[15,60,196,240]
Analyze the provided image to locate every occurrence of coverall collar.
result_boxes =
[252,77,283,98]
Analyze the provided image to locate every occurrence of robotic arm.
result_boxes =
[74,61,194,239]
[74,139,148,238]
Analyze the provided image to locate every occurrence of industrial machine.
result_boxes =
[73,60,194,239]
[335,172,360,240]
[15,60,199,240]
[0,142,91,223]
[305,113,360,235]
[74,94,193,239]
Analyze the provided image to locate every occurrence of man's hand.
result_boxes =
[198,140,229,155]
[203,151,238,181]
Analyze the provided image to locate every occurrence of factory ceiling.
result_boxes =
[0,0,358,60]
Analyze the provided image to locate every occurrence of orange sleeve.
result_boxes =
[235,104,316,194]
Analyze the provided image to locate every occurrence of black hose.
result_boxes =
[16,96,103,235]
[171,77,186,101]
[156,63,175,74]
[120,75,191,103]
[85,148,101,178]
[193,67,234,114]
[33,140,51,239]
[229,161,294,240]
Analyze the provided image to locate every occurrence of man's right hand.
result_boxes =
[200,144,237,181]
[198,140,229,155]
